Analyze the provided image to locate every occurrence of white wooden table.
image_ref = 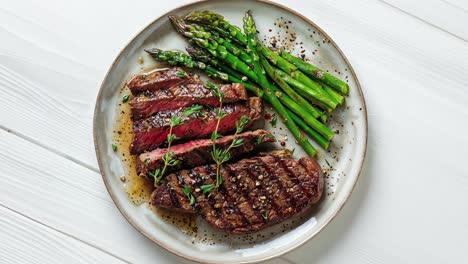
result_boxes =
[1,0,467,263]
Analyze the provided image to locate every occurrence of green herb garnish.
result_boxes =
[122,94,130,103]
[257,133,276,144]
[177,71,186,77]
[111,143,117,151]
[262,211,269,220]
[183,185,196,206]
[143,158,150,166]
[149,106,202,184]
[270,113,277,126]
[200,184,215,195]
[207,83,250,191]
[182,104,203,117]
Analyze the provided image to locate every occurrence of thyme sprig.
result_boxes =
[183,185,196,206]
[206,82,249,190]
[149,104,203,184]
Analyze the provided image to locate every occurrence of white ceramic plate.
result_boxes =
[94,1,367,263]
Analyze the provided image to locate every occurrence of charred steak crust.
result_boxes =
[127,67,191,94]
[130,97,262,154]
[129,83,248,120]
[137,129,275,179]
[150,153,324,234]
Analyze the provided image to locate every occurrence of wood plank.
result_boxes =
[382,0,468,41]
[0,130,195,264]
[0,205,125,264]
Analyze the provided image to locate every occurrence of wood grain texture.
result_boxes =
[0,0,468,263]
[382,0,468,41]
[0,205,124,264]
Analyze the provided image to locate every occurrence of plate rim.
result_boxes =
[93,0,368,263]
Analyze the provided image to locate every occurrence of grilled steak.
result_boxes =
[150,151,324,234]
[130,97,262,154]
[137,129,275,178]
[129,82,248,120]
[127,67,191,94]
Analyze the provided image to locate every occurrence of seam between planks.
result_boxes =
[441,0,468,15]
[0,203,131,264]
[0,125,100,174]
[378,0,468,43]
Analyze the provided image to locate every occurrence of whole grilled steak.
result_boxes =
[130,97,262,154]
[137,129,275,178]
[150,152,324,234]
[129,82,248,120]
[127,67,190,94]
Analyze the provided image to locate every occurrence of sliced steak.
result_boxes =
[137,129,275,178]
[129,82,248,120]
[130,97,262,154]
[150,152,324,234]
[127,67,192,94]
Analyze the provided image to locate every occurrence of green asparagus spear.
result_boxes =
[260,45,297,74]
[184,11,247,45]
[269,84,334,141]
[280,50,349,94]
[295,70,345,105]
[261,45,342,107]
[182,23,253,65]
[191,37,258,81]
[274,68,337,112]
[243,11,317,156]
[259,54,324,120]
[170,16,258,81]
[289,111,330,149]
[186,46,245,80]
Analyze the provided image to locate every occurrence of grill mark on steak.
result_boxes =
[223,165,264,228]
[166,172,192,212]
[137,129,275,179]
[220,165,254,232]
[127,67,191,94]
[233,162,271,226]
[205,165,233,230]
[273,156,310,211]
[272,156,309,218]
[150,153,324,234]
[130,97,262,154]
[220,184,250,231]
[282,158,315,209]
[194,166,230,230]
[187,169,209,219]
[168,187,181,209]
[258,156,298,219]
[242,161,281,225]
[129,82,248,120]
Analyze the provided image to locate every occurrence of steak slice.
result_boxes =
[130,97,262,154]
[150,152,324,234]
[129,82,248,120]
[127,67,191,94]
[137,129,275,178]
